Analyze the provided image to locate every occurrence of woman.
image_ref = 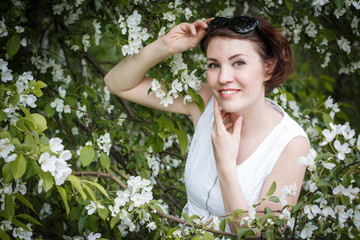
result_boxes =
[105,16,309,232]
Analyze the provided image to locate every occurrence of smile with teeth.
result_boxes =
[219,89,240,97]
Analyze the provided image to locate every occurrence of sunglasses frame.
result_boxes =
[207,16,272,55]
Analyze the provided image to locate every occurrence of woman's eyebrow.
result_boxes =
[207,53,249,62]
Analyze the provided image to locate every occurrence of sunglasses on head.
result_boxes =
[207,16,272,55]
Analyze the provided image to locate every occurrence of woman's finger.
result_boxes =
[232,116,243,137]
[213,98,226,131]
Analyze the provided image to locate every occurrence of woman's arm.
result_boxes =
[104,20,213,124]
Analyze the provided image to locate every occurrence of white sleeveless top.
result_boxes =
[183,96,308,224]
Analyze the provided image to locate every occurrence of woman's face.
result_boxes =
[206,37,270,115]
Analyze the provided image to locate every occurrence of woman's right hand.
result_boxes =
[161,19,210,55]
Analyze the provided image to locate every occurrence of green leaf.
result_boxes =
[237,228,254,239]
[110,216,120,229]
[266,181,277,196]
[83,184,97,203]
[29,80,47,97]
[56,186,70,216]
[100,152,110,169]
[0,110,7,122]
[84,180,110,199]
[14,193,36,213]
[39,170,54,192]
[292,202,304,213]
[219,218,226,232]
[285,0,294,11]
[203,232,214,240]
[4,194,15,220]
[82,85,98,101]
[315,152,332,161]
[342,174,351,188]
[44,103,56,117]
[151,134,164,153]
[11,218,30,231]
[2,162,14,184]
[98,207,108,221]
[174,121,188,155]
[322,112,333,129]
[17,214,42,225]
[232,209,243,218]
[67,175,87,200]
[31,113,47,133]
[6,34,20,59]
[0,229,10,240]
[80,145,96,167]
[268,196,280,203]
[334,0,344,11]
[188,88,204,112]
[78,215,89,233]
[12,154,26,180]
[317,180,332,189]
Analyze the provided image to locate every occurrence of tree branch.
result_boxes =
[71,171,127,189]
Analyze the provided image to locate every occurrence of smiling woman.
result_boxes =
[104,15,309,233]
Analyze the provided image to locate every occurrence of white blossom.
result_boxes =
[0,138,15,159]
[334,140,350,160]
[300,222,318,239]
[15,26,25,33]
[87,232,101,240]
[49,137,64,154]
[337,36,351,54]
[298,148,317,171]
[85,201,104,215]
[50,98,64,113]
[82,34,91,52]
[0,20,8,37]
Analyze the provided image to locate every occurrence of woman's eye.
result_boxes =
[207,63,219,69]
[233,60,245,67]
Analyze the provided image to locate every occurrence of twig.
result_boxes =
[71,171,127,189]
[155,177,183,210]
[154,210,289,239]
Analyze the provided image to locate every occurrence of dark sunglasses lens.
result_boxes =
[230,16,258,34]
[208,17,228,31]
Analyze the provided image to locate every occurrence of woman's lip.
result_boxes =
[219,89,241,98]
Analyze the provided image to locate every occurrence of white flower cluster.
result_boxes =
[52,1,83,26]
[0,178,30,238]
[50,98,71,114]
[118,10,150,56]
[1,59,13,82]
[320,121,357,160]
[0,19,8,37]
[1,59,38,112]
[96,133,112,155]
[107,176,163,236]
[151,54,201,107]
[39,202,52,220]
[63,229,101,240]
[103,86,114,114]
[92,20,102,46]
[38,137,72,185]
[0,138,17,163]
[31,56,71,84]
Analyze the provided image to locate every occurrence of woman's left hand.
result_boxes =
[211,98,243,172]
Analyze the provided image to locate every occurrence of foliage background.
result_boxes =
[0,0,359,239]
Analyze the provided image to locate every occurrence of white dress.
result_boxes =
[183,96,308,226]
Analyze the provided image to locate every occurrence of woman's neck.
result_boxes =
[230,98,283,138]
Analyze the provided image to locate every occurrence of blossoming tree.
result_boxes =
[0,0,359,239]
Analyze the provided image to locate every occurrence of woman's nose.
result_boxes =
[218,65,234,84]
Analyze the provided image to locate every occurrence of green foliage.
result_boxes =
[0,0,359,239]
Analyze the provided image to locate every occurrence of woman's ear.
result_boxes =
[264,58,276,81]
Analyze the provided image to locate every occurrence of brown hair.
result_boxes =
[200,16,294,95]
